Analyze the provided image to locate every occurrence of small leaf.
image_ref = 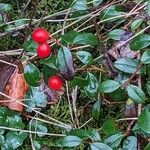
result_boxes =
[114,58,140,74]
[131,19,143,31]
[127,85,145,103]
[130,34,150,51]
[104,133,124,149]
[93,0,103,6]
[102,118,116,135]
[122,136,137,150]
[57,46,75,80]
[146,81,150,96]
[99,80,121,93]
[0,3,13,12]
[92,101,102,121]
[30,120,48,137]
[71,77,88,87]
[90,142,112,150]
[141,50,150,64]
[56,136,82,147]
[147,1,150,16]
[76,51,93,65]
[87,128,101,142]
[61,31,79,45]
[72,0,87,11]
[73,33,99,46]
[108,29,125,40]
[145,143,150,150]
[84,73,99,97]
[15,19,29,27]
[23,40,38,52]
[138,108,150,134]
[24,63,41,87]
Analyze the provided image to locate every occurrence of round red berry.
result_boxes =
[37,43,51,59]
[32,28,49,44]
[48,75,63,91]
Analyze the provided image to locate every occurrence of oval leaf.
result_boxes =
[76,51,93,65]
[108,29,125,40]
[92,101,102,121]
[130,34,150,51]
[90,142,112,150]
[24,63,41,87]
[99,80,121,93]
[131,19,143,31]
[114,58,140,74]
[127,85,145,103]
[58,46,75,80]
[141,50,150,64]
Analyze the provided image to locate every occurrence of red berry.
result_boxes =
[32,28,49,44]
[48,75,63,91]
[37,43,51,59]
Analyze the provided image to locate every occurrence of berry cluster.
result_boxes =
[32,28,63,91]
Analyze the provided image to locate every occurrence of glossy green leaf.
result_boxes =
[108,29,125,40]
[92,101,102,121]
[122,136,137,150]
[30,120,48,137]
[23,40,38,52]
[72,0,87,11]
[76,51,93,65]
[90,142,112,150]
[102,118,116,135]
[57,46,75,80]
[61,31,79,45]
[130,34,150,51]
[99,80,121,93]
[73,33,99,46]
[0,3,13,12]
[6,132,28,149]
[138,108,150,134]
[87,128,101,142]
[56,136,82,147]
[24,63,41,87]
[104,133,124,149]
[84,73,99,96]
[141,50,150,64]
[131,19,143,31]
[93,0,103,6]
[25,86,48,112]
[114,58,140,74]
[127,85,145,103]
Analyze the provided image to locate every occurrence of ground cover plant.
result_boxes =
[0,0,150,149]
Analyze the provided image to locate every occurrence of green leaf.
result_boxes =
[104,133,124,149]
[6,132,28,149]
[61,31,79,45]
[73,33,99,46]
[99,6,123,22]
[76,51,93,65]
[56,136,82,147]
[84,73,99,97]
[0,15,3,24]
[71,77,88,87]
[72,0,87,11]
[147,1,150,16]
[141,50,150,64]
[145,143,150,150]
[114,58,140,74]
[130,34,150,51]
[138,108,150,134]
[57,46,75,80]
[15,19,29,27]
[33,140,42,150]
[122,136,137,150]
[24,63,41,87]
[25,86,48,112]
[0,3,13,12]
[146,81,150,96]
[131,19,143,31]
[40,55,58,69]
[23,40,38,52]
[87,128,101,142]
[127,85,145,103]
[30,120,48,137]
[108,29,125,40]
[102,118,116,135]
[93,0,103,6]
[99,80,121,93]
[90,142,112,150]
[92,101,102,121]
